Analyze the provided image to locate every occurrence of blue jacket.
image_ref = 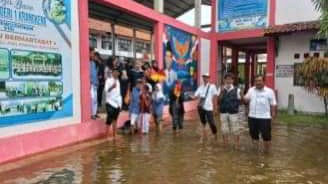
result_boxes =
[129,87,141,114]
[90,61,99,86]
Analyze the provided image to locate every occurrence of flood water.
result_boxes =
[1,115,328,184]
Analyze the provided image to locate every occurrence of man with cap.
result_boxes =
[192,73,219,140]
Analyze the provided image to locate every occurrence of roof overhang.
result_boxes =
[264,21,320,36]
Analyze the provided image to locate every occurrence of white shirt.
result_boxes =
[194,83,219,111]
[105,78,122,108]
[244,86,277,119]
[218,85,241,100]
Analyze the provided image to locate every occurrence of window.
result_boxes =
[117,37,132,52]
[294,63,305,86]
[101,34,112,50]
[89,34,97,48]
[135,41,151,53]
[310,39,327,51]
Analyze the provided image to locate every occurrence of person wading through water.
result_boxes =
[191,73,219,140]
[244,75,277,153]
[104,69,122,138]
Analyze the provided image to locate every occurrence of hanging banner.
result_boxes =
[163,25,198,100]
[217,0,268,32]
[0,0,73,127]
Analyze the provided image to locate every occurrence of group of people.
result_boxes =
[89,48,277,152]
[192,73,277,152]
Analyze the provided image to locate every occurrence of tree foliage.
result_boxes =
[312,0,328,37]
[297,57,328,116]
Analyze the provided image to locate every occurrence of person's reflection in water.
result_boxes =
[140,135,150,155]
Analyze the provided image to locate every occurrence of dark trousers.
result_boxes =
[97,84,104,108]
[198,107,217,135]
[171,104,184,130]
[172,112,184,130]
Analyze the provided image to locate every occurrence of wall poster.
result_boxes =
[163,25,198,101]
[217,0,268,32]
[276,65,294,78]
[0,0,74,127]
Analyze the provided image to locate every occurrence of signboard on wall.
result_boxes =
[217,0,268,32]
[0,0,74,126]
[276,65,294,78]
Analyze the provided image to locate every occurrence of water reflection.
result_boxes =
[0,118,328,184]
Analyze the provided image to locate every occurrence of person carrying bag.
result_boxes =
[192,73,219,140]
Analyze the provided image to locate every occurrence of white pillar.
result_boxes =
[195,0,202,28]
[154,0,164,13]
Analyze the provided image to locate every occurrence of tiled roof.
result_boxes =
[264,21,320,36]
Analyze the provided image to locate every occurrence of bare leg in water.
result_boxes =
[234,135,240,149]
[264,141,271,153]
[222,135,228,146]
[252,140,260,151]
[112,121,117,138]
[107,126,111,138]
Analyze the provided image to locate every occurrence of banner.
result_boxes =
[217,0,268,32]
[0,0,73,126]
[163,25,198,100]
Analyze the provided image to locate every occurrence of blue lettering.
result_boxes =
[18,11,46,26]
[0,6,12,19]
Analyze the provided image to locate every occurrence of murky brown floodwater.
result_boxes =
[0,115,328,184]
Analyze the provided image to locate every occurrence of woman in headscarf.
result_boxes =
[152,83,165,132]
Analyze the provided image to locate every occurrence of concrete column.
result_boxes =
[210,39,218,83]
[217,43,223,85]
[111,24,116,57]
[245,52,251,91]
[154,0,164,13]
[154,22,164,69]
[231,48,239,76]
[251,52,256,86]
[266,37,276,88]
[132,29,136,59]
[195,0,202,28]
[78,0,91,122]
[211,0,217,32]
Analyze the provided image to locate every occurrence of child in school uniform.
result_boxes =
[140,84,152,134]
[152,83,165,132]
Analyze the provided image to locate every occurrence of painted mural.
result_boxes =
[163,25,198,100]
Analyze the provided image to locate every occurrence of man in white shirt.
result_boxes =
[192,73,219,139]
[244,75,277,152]
[105,69,122,138]
[218,73,242,147]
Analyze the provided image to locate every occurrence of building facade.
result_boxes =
[0,0,324,164]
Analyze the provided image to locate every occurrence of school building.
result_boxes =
[0,0,324,164]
